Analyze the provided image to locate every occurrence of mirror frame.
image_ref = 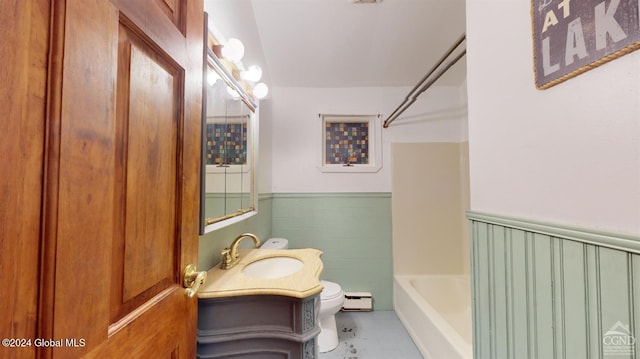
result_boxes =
[200,17,258,234]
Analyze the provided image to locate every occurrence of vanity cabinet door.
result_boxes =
[39,0,203,358]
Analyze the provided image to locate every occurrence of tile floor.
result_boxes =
[319,311,424,359]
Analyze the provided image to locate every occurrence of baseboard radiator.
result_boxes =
[342,292,373,312]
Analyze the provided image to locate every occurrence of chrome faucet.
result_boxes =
[220,233,261,270]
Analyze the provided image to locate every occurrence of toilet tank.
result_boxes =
[260,238,289,249]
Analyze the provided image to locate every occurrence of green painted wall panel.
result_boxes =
[491,225,509,359]
[468,212,640,359]
[271,193,393,310]
[533,233,554,359]
[473,221,492,358]
[586,245,602,358]
[525,232,537,359]
[509,228,530,359]
[561,240,588,359]
[633,255,640,359]
[552,237,564,359]
[599,248,633,359]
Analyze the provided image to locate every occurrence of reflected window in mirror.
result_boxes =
[205,122,247,166]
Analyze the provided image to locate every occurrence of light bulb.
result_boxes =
[227,86,240,99]
[242,65,263,82]
[253,82,269,99]
[221,38,244,62]
[207,70,220,86]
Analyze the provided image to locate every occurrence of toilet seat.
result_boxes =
[320,280,343,300]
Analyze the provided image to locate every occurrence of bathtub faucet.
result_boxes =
[220,233,261,269]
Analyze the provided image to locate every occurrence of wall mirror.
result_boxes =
[200,32,258,234]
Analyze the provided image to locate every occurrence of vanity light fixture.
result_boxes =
[221,38,245,62]
[226,86,241,100]
[252,82,269,99]
[210,33,268,101]
[207,69,220,86]
[242,65,263,82]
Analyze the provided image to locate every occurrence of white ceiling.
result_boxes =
[204,0,466,88]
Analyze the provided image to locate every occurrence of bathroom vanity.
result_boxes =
[197,248,324,359]
[198,294,319,358]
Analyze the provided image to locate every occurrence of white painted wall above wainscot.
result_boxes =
[270,85,468,193]
[466,0,640,234]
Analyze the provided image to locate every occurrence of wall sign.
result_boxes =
[532,0,640,89]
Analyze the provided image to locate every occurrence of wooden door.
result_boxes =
[40,1,203,358]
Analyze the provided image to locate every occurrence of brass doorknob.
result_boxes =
[183,264,207,298]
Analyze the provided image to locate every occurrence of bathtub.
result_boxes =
[394,275,472,359]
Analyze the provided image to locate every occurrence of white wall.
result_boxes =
[466,0,640,234]
[257,99,273,194]
[269,85,468,193]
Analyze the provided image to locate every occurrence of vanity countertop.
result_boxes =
[198,248,324,299]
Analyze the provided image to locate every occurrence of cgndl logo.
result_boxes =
[605,321,633,337]
[603,321,635,356]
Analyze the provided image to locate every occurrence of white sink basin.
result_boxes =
[242,256,304,279]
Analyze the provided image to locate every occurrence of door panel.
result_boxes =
[40,0,203,357]
[41,1,119,356]
[113,21,181,320]
[153,0,185,31]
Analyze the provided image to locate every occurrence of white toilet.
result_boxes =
[260,238,344,353]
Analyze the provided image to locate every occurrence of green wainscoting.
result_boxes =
[272,193,393,310]
[468,211,640,359]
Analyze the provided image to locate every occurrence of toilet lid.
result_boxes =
[320,280,343,300]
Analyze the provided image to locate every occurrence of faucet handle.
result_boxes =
[220,248,233,269]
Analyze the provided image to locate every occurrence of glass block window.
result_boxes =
[205,123,247,165]
[319,114,381,173]
[325,122,369,165]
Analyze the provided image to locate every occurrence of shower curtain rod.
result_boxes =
[383,34,466,129]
